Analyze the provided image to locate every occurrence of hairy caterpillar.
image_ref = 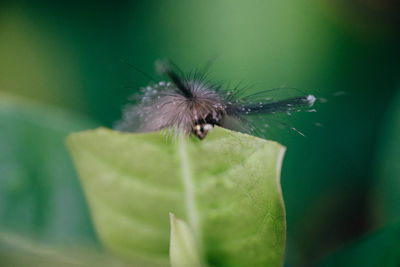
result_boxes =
[115,60,316,140]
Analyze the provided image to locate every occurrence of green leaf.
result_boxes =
[0,93,98,242]
[169,213,202,267]
[0,230,129,267]
[372,89,400,225]
[67,126,286,266]
[317,223,400,267]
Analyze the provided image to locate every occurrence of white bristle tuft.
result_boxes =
[306,95,316,106]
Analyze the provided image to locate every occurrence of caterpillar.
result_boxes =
[115,60,316,140]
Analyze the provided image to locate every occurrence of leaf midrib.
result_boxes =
[177,135,202,256]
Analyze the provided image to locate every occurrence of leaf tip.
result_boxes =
[169,213,202,267]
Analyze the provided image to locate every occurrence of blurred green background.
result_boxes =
[1,0,400,266]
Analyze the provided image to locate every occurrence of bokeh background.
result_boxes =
[1,1,400,266]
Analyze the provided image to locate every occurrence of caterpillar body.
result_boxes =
[116,60,316,140]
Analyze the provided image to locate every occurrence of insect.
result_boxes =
[115,60,317,140]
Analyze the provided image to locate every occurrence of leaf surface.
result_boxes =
[372,89,400,225]
[0,230,129,267]
[0,93,98,242]
[67,126,286,266]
